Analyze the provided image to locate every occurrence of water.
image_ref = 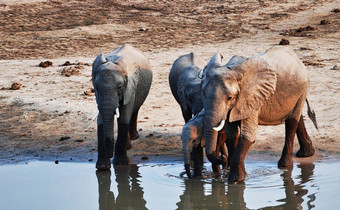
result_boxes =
[0,160,339,210]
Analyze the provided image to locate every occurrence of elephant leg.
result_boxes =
[193,144,204,178]
[296,115,315,157]
[129,111,140,141]
[278,118,299,168]
[228,136,253,183]
[212,131,228,174]
[212,137,221,174]
[96,124,111,170]
[225,121,240,168]
[220,143,228,169]
[113,122,130,165]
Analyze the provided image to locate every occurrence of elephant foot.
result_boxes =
[129,130,139,140]
[113,155,130,165]
[212,163,221,174]
[193,174,207,179]
[228,165,246,183]
[296,147,315,157]
[278,157,293,168]
[96,158,111,170]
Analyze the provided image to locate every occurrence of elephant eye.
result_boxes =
[117,85,123,90]
[227,96,233,100]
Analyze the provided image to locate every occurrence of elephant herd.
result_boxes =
[92,44,317,183]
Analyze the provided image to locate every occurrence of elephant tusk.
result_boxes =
[92,110,99,121]
[115,108,120,118]
[213,120,225,131]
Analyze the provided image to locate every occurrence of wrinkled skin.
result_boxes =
[92,44,152,170]
[201,46,316,183]
[181,109,228,178]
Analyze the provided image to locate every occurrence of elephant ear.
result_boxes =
[203,53,223,72]
[92,54,106,81]
[229,57,277,122]
[177,73,189,111]
[124,69,139,105]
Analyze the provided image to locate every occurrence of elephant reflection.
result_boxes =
[265,163,316,209]
[176,179,246,209]
[96,164,147,210]
[177,163,316,209]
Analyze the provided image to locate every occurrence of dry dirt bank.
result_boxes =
[0,0,339,164]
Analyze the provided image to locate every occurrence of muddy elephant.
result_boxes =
[169,52,206,122]
[201,46,317,182]
[181,109,228,178]
[92,44,153,170]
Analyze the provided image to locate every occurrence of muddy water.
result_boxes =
[0,160,339,210]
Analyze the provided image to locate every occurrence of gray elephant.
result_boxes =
[92,44,153,170]
[169,53,228,176]
[201,45,317,183]
[181,109,228,178]
[168,52,206,122]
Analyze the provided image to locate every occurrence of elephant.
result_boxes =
[169,53,228,177]
[201,45,317,183]
[168,52,206,122]
[92,44,153,170]
[181,109,228,178]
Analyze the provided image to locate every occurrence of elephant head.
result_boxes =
[201,53,277,165]
[92,53,139,157]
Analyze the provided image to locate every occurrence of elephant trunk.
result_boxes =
[182,127,194,178]
[204,107,226,165]
[100,103,117,158]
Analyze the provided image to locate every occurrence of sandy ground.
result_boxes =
[0,0,339,164]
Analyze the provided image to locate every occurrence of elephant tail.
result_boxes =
[306,98,318,130]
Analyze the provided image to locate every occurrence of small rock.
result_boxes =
[332,8,340,12]
[141,156,149,160]
[62,61,72,66]
[59,136,71,141]
[331,65,340,70]
[88,159,93,162]
[10,82,22,90]
[146,133,154,138]
[279,38,290,45]
[84,90,93,96]
[75,139,85,143]
[139,28,147,31]
[55,160,59,164]
[320,20,330,25]
[39,61,53,68]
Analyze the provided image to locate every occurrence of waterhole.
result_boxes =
[0,160,339,209]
